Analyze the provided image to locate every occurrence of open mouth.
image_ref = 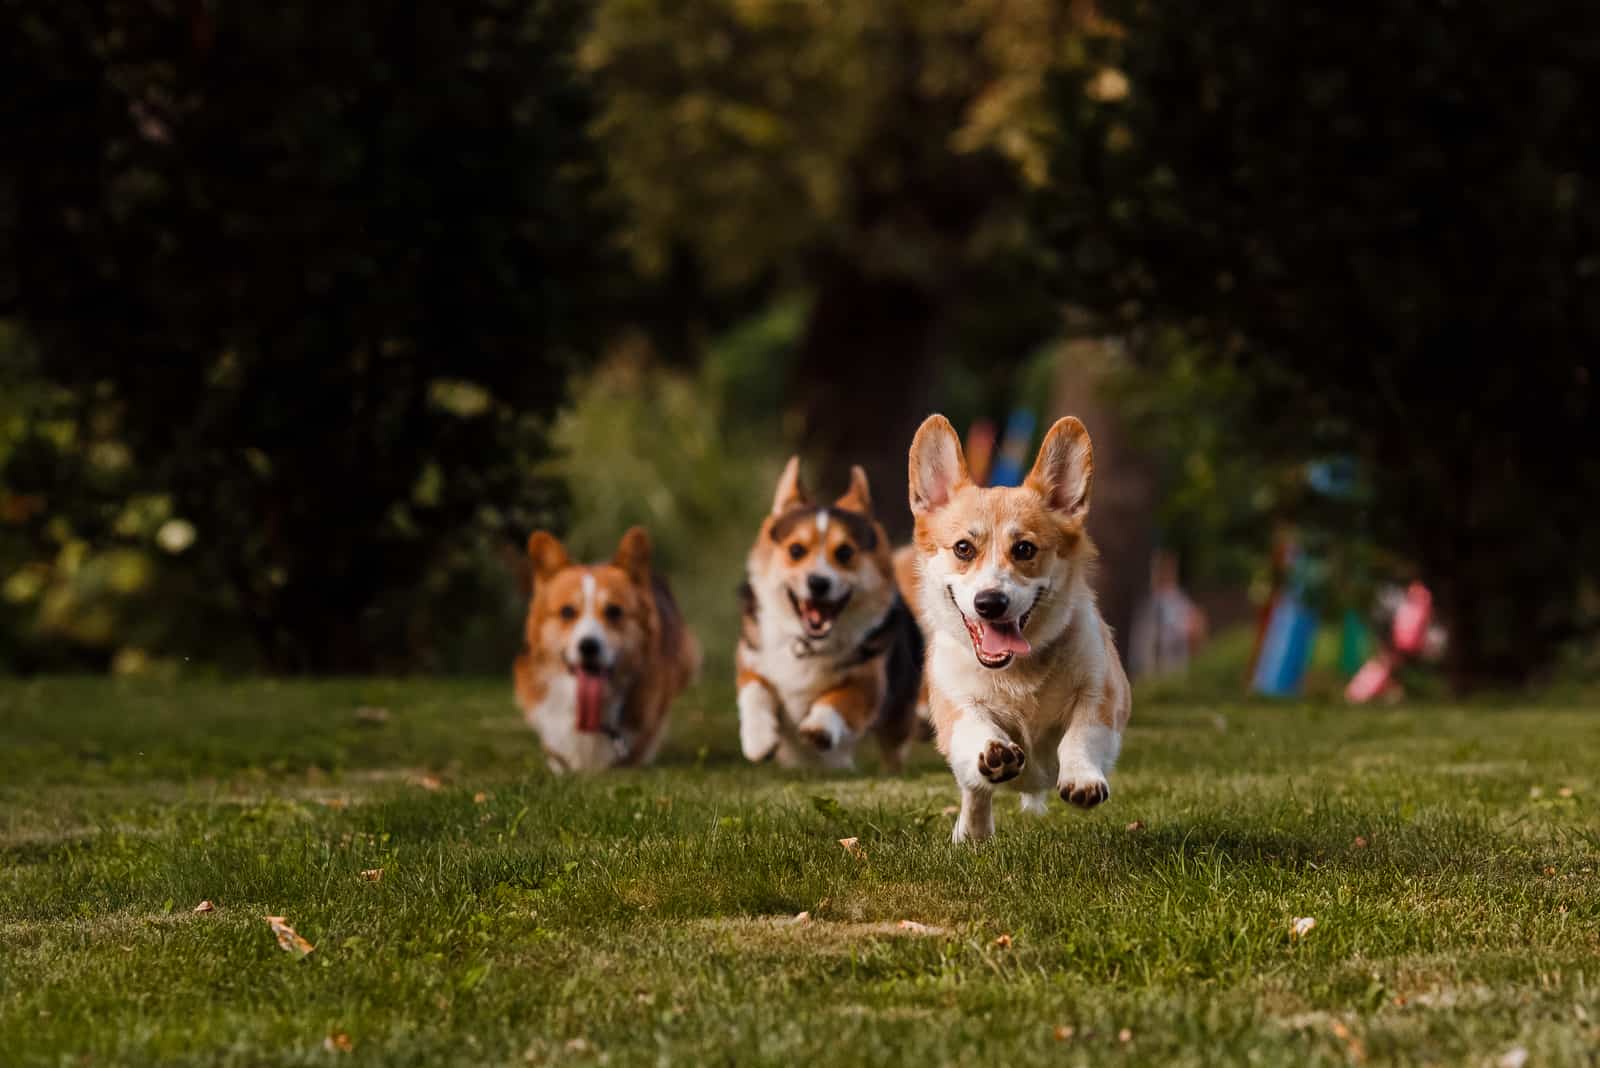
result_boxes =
[787,587,852,639]
[949,587,1036,670]
[566,661,613,733]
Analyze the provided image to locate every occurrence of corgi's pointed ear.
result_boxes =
[834,465,873,514]
[771,455,809,516]
[1026,416,1093,521]
[527,530,571,582]
[613,525,653,585]
[908,414,970,517]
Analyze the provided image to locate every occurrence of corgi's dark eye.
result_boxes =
[603,603,624,624]
[788,542,807,561]
[953,539,976,561]
[1012,540,1037,562]
[559,604,579,621]
[834,544,855,565]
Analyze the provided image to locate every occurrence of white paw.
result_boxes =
[1057,770,1110,809]
[738,692,780,763]
[797,705,849,752]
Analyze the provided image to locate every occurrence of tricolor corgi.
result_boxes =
[906,414,1132,842]
[736,458,923,771]
[514,527,699,772]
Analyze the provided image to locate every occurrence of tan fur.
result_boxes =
[513,527,699,772]
[907,414,1131,841]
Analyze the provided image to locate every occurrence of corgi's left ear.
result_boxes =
[834,465,873,514]
[613,525,653,585]
[771,455,810,516]
[1026,416,1093,521]
[908,414,970,517]
[527,530,571,582]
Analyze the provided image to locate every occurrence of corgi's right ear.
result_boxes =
[908,414,970,517]
[526,530,571,582]
[771,455,809,516]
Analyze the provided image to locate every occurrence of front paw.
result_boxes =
[797,706,847,752]
[1059,776,1109,808]
[739,707,779,763]
[977,739,1026,784]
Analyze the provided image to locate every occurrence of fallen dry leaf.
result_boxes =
[1498,1048,1529,1068]
[838,837,866,859]
[360,868,383,882]
[1053,1026,1074,1042]
[993,933,1013,948]
[1558,787,1575,798]
[193,900,215,914]
[1291,916,1317,939]
[415,775,442,791]
[1529,786,1545,799]
[941,805,959,816]
[565,1038,593,1054]
[323,1032,353,1054]
[896,919,945,935]
[788,910,812,925]
[1544,866,1557,876]
[1125,820,1146,832]
[1353,836,1369,849]
[1118,1028,1133,1043]
[319,797,350,810]
[1331,1020,1366,1063]
[264,915,314,958]
[473,791,489,804]
[353,706,389,725]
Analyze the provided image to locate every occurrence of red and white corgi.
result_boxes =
[906,414,1132,842]
[514,527,699,772]
[736,458,924,771]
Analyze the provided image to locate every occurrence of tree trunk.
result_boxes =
[1051,337,1157,661]
[791,262,940,541]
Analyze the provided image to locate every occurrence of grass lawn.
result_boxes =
[2,673,1597,1066]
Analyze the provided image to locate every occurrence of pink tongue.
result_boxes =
[979,621,1031,657]
[575,672,608,733]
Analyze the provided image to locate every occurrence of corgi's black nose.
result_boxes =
[576,636,603,664]
[973,590,1010,619]
[806,573,832,599]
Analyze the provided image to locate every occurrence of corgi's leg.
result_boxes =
[801,683,875,753]
[1056,719,1121,809]
[737,676,781,763]
[954,787,994,843]
[947,710,1025,842]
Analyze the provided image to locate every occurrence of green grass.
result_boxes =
[2,674,1598,1066]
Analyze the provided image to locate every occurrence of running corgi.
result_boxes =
[736,458,923,770]
[906,414,1131,842]
[514,527,699,772]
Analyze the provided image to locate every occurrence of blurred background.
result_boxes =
[1,0,1596,699]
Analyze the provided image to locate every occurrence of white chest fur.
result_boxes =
[522,673,627,772]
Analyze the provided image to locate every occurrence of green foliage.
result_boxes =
[3,677,1599,1063]
[1040,2,1600,686]
[1,0,610,671]
[547,305,800,644]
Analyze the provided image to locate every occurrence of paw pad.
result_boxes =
[1059,779,1109,808]
[799,725,835,751]
[978,739,1025,783]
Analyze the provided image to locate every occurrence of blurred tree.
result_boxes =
[0,0,609,671]
[583,0,1110,528]
[1041,2,1600,687]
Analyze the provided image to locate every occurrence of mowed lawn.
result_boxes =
[2,674,1598,1066]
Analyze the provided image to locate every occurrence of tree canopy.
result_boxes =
[1,0,610,670]
[1041,1,1600,685]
